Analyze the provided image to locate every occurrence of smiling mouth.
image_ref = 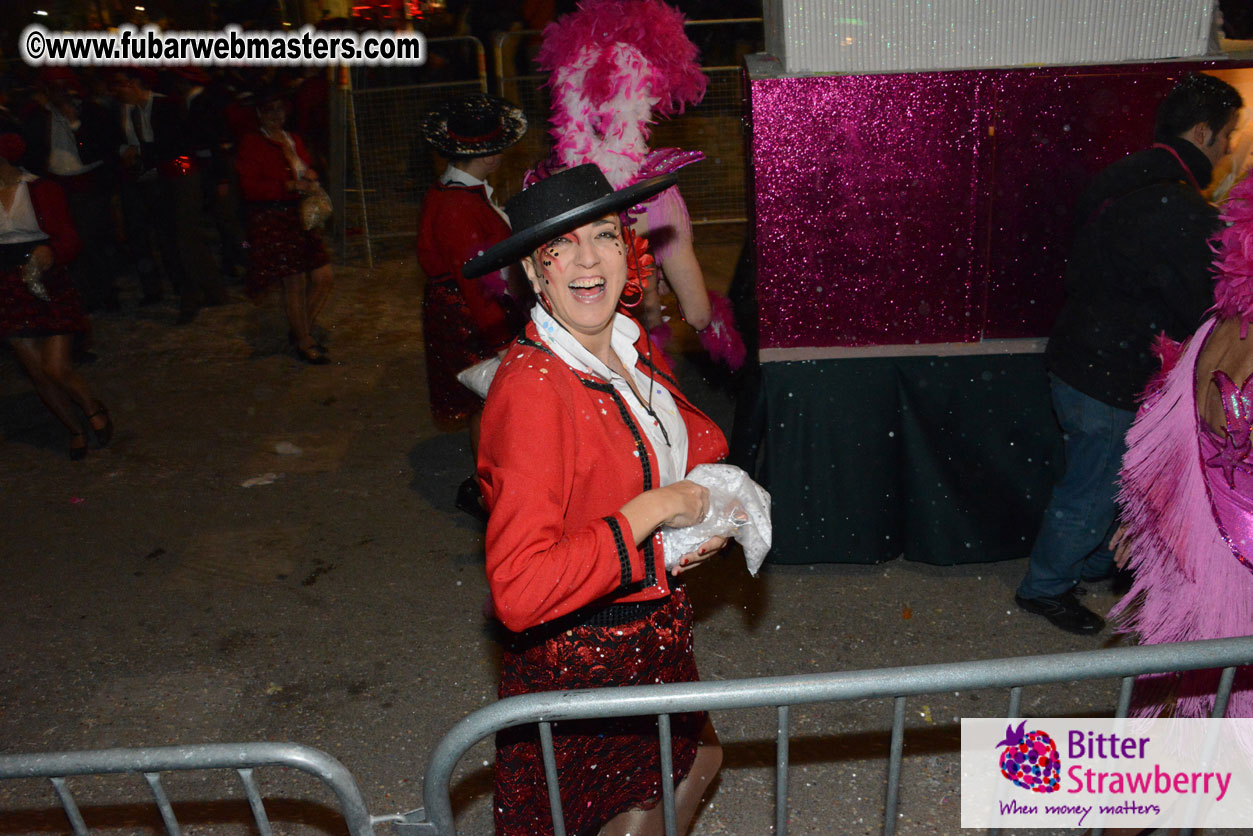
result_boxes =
[568,278,606,301]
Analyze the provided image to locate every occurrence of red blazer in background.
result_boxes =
[415,181,515,351]
[479,320,729,634]
[235,130,314,203]
[29,178,81,266]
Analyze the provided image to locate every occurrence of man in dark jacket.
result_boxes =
[1016,73,1243,635]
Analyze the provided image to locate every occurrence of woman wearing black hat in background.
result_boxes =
[465,164,726,836]
[0,132,112,460]
[235,88,333,364]
[416,93,527,517]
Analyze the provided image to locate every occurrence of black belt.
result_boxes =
[508,595,669,650]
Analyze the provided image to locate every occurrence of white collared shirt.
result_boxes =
[121,94,156,147]
[0,173,52,245]
[441,164,508,224]
[47,106,101,177]
[531,304,689,488]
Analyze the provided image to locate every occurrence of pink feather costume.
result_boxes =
[529,0,746,369]
[1111,175,1253,741]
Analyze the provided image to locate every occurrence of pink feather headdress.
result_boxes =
[1212,173,1253,328]
[536,0,707,188]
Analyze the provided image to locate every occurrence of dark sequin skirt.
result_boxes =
[243,203,329,299]
[494,586,705,836]
[0,256,89,339]
[422,279,497,429]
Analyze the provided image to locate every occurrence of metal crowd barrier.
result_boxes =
[3,637,1250,836]
[401,635,1253,836]
[0,742,382,836]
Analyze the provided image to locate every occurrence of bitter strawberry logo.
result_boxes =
[996,721,1061,793]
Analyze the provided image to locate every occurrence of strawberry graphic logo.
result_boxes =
[995,721,1061,793]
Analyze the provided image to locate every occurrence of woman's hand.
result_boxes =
[1109,524,1133,569]
[658,480,709,528]
[618,480,709,548]
[671,535,728,575]
[29,245,54,271]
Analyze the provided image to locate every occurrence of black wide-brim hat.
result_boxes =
[463,164,676,278]
[421,93,527,159]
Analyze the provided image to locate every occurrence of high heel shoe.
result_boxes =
[86,402,113,447]
[69,431,88,461]
[290,329,327,353]
[296,344,330,365]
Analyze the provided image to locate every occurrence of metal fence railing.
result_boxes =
[400,636,1253,836]
[344,37,488,266]
[338,19,763,265]
[6,637,1249,836]
[0,742,382,836]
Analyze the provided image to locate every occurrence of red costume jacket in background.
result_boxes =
[415,181,514,350]
[235,130,314,203]
[478,320,728,634]
[28,178,82,266]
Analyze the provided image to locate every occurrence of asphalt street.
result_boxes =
[0,232,1126,836]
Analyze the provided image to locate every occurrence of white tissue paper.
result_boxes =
[456,355,501,399]
[660,463,772,575]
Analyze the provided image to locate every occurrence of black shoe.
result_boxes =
[69,431,88,461]
[455,476,489,524]
[174,308,198,326]
[1110,567,1135,596]
[87,402,113,447]
[296,344,330,365]
[1014,590,1105,635]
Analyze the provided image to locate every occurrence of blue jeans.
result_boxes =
[1017,377,1136,599]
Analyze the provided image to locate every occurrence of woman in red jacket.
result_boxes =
[464,165,727,836]
[235,90,333,364]
[0,133,111,459]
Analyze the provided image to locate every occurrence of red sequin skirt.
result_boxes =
[422,279,497,429]
[0,260,88,338]
[494,587,705,836]
[244,203,329,299]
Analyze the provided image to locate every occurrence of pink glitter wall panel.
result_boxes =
[981,69,1179,339]
[751,73,988,349]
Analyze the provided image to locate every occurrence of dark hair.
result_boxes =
[1154,73,1243,142]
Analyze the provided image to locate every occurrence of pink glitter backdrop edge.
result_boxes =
[747,60,1253,350]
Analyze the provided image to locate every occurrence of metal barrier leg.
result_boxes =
[1115,676,1134,718]
[1005,686,1022,719]
[49,777,88,836]
[657,713,677,836]
[1211,666,1237,718]
[883,696,906,836]
[538,721,567,836]
[236,768,274,836]
[143,772,183,836]
[775,704,790,836]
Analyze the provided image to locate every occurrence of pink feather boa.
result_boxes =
[536,0,707,188]
[1111,318,1253,745]
[1212,174,1253,330]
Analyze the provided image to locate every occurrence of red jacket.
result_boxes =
[478,320,728,633]
[235,130,314,203]
[415,181,515,351]
[29,178,81,266]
